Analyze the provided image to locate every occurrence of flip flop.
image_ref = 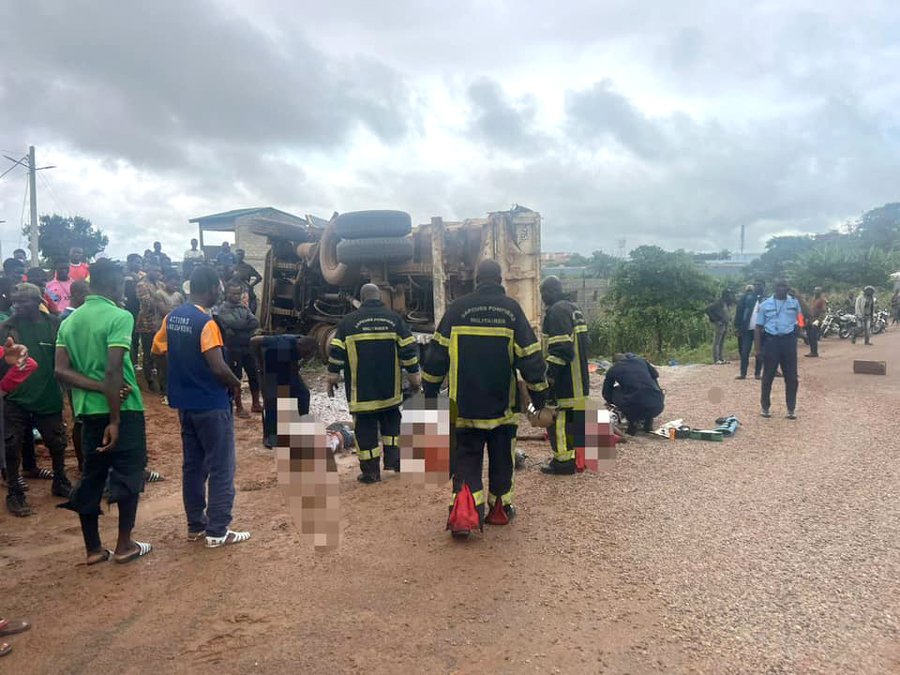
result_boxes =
[144,470,165,483]
[0,643,10,657]
[0,619,31,637]
[24,468,53,480]
[205,530,251,548]
[86,549,113,566]
[114,541,153,564]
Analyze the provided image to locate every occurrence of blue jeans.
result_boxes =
[179,408,235,537]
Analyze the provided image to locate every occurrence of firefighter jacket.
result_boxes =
[542,298,590,408]
[422,282,548,429]
[328,299,419,414]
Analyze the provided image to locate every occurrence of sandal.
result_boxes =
[144,470,165,483]
[205,530,251,548]
[24,468,53,480]
[0,619,31,637]
[86,549,113,566]
[114,541,153,564]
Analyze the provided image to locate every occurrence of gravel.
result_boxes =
[583,344,900,673]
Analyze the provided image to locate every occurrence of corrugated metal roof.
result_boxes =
[189,207,305,225]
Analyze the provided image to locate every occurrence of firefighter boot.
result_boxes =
[485,499,517,525]
[540,459,576,475]
[356,458,381,484]
[383,445,400,472]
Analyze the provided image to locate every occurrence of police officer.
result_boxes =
[327,284,421,483]
[422,260,548,534]
[538,276,590,475]
[754,279,801,419]
[601,353,665,435]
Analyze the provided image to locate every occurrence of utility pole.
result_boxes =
[740,223,745,256]
[28,145,39,264]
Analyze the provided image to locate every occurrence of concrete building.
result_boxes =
[188,207,306,278]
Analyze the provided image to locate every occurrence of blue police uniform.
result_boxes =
[756,295,801,414]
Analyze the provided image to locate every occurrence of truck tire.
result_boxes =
[319,220,360,287]
[336,237,414,265]
[334,210,412,239]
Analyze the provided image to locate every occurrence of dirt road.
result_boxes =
[2,331,899,674]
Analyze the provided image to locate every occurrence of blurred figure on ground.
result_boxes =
[805,287,827,358]
[215,280,261,418]
[755,279,801,419]
[705,289,732,365]
[327,283,420,483]
[46,260,73,313]
[601,353,665,435]
[851,286,877,346]
[68,247,90,282]
[539,275,590,476]
[153,266,250,548]
[56,259,153,565]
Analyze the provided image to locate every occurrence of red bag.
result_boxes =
[447,483,481,533]
[485,498,509,525]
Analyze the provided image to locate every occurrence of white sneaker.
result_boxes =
[206,529,251,548]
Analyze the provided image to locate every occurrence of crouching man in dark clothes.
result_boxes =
[55,259,152,565]
[251,333,317,449]
[601,353,665,435]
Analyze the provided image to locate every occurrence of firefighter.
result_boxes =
[538,275,590,475]
[327,284,421,483]
[422,259,549,536]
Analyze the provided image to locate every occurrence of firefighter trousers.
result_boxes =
[354,407,401,476]
[452,424,517,520]
[548,407,585,463]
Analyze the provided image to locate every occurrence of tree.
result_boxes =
[587,250,618,278]
[745,235,815,281]
[563,253,590,267]
[24,214,108,264]
[853,202,900,251]
[606,246,718,355]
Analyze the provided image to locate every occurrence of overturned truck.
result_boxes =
[254,206,542,359]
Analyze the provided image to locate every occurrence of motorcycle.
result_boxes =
[872,309,889,335]
[837,313,858,339]
[819,312,839,338]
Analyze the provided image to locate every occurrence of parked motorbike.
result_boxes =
[872,309,889,335]
[837,313,858,339]
[819,312,839,338]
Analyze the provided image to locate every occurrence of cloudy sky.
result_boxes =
[2,1,899,259]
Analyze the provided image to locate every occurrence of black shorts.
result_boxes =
[59,411,147,515]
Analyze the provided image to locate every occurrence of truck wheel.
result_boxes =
[334,210,412,239]
[319,220,360,287]
[336,237,414,265]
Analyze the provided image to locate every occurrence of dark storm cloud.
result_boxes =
[0,0,413,171]
[466,78,545,152]
[566,81,667,158]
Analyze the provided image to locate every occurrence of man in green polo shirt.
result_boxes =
[1,283,71,517]
[55,259,152,566]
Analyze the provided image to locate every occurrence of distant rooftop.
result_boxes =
[189,207,306,231]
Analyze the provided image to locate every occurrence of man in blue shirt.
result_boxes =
[152,266,250,548]
[754,279,801,419]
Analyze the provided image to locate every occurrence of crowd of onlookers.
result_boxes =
[0,239,265,518]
